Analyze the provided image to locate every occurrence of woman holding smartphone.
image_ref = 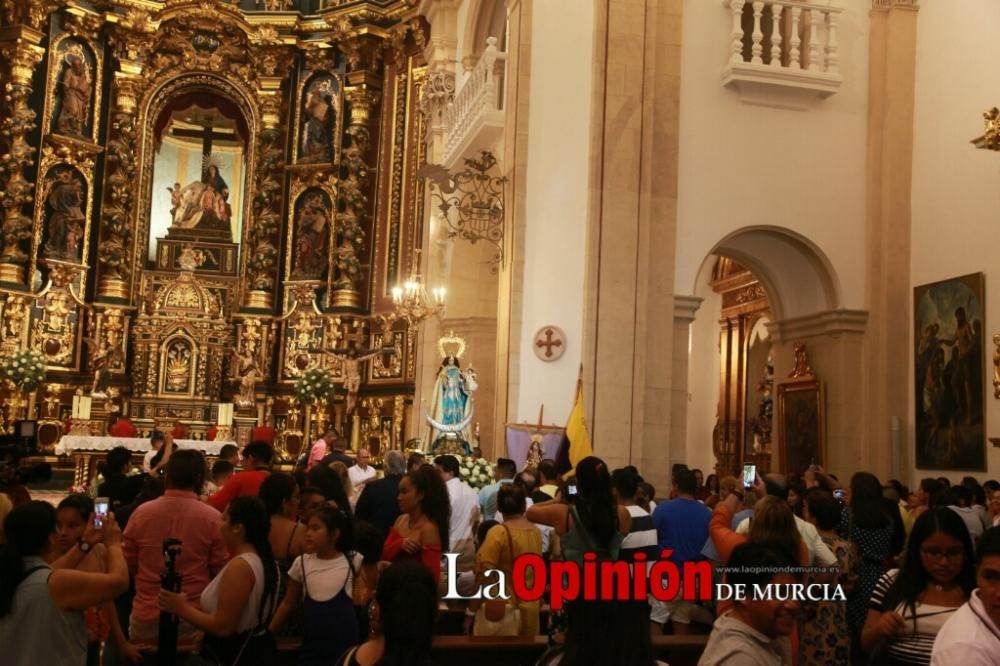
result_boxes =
[0,501,129,665]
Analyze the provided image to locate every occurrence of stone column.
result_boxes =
[581,0,685,491]
[864,0,919,479]
[671,296,703,469]
[0,28,45,286]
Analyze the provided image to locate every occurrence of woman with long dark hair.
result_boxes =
[860,508,974,665]
[334,560,438,666]
[527,456,631,562]
[259,472,306,570]
[158,496,279,665]
[840,471,896,633]
[0,501,129,665]
[380,465,450,583]
[307,464,353,516]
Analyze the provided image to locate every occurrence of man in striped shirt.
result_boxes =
[612,468,658,562]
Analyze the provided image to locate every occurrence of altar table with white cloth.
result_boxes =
[56,436,236,487]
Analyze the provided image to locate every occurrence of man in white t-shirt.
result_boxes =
[932,526,1000,665]
[434,454,480,571]
[347,448,377,488]
[142,431,167,475]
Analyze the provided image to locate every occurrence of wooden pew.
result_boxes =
[273,629,709,666]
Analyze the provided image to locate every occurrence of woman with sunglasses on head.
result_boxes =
[861,507,975,665]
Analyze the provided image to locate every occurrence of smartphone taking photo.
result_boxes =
[742,464,756,489]
[94,497,109,529]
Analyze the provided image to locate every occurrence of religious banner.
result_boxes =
[505,424,565,472]
[914,273,986,471]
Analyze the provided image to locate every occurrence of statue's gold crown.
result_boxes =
[437,331,466,359]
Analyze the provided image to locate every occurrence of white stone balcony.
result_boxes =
[442,37,506,168]
[721,0,843,99]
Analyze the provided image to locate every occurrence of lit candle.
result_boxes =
[392,286,402,304]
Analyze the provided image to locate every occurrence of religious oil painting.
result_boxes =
[42,165,87,262]
[914,273,986,471]
[297,73,340,164]
[777,379,824,475]
[51,39,96,139]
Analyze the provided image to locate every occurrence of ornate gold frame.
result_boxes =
[130,72,261,304]
[775,376,825,473]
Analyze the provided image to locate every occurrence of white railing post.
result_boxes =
[769,3,784,67]
[788,6,802,70]
[729,0,745,65]
[807,8,821,71]
[750,1,765,64]
[825,9,840,74]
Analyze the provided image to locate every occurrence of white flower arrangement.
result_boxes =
[457,456,495,491]
[294,367,336,404]
[0,349,46,391]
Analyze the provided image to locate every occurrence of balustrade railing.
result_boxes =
[443,37,506,166]
[723,0,843,97]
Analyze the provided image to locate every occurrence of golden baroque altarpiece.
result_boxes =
[0,0,431,460]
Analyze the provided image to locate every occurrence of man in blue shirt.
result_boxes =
[479,457,516,521]
[652,467,713,634]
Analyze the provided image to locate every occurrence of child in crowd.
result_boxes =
[270,504,363,664]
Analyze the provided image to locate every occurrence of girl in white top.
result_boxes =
[270,504,363,664]
[861,508,975,666]
[159,496,279,665]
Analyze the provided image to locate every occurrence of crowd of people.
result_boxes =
[1,430,999,666]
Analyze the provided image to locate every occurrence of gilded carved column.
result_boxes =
[0,29,46,285]
[244,80,285,310]
[333,85,380,309]
[96,72,141,300]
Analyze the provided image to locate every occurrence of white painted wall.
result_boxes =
[910,0,1000,486]
[515,0,595,424]
[674,0,870,307]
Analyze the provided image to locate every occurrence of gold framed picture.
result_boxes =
[776,377,825,475]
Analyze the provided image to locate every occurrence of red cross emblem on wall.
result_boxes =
[532,326,566,362]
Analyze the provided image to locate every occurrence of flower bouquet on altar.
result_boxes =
[0,349,46,391]
[457,456,494,491]
[294,367,336,404]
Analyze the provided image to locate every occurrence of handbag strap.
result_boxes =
[501,525,520,611]
[233,560,281,666]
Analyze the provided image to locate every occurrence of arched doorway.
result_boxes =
[684,226,857,479]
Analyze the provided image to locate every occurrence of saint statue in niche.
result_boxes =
[300,77,337,163]
[44,169,86,260]
[293,190,331,277]
[168,162,232,238]
[55,44,92,137]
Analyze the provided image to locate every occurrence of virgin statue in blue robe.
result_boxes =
[427,356,477,453]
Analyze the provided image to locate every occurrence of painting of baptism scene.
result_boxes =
[4,1,1000,665]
